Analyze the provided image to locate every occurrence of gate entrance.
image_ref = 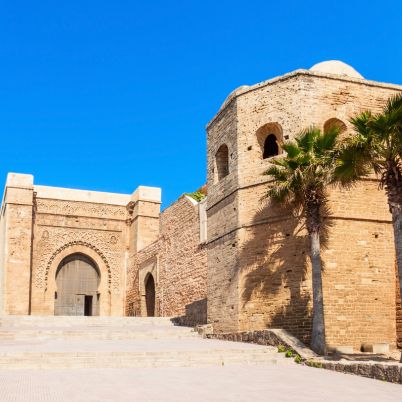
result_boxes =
[54,254,100,316]
[145,274,156,317]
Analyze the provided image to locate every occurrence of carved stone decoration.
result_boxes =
[126,201,135,215]
[126,201,135,225]
[35,199,127,220]
[43,241,112,291]
[42,230,49,240]
[34,228,122,293]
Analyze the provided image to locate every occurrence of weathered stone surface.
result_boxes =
[357,364,372,378]
[385,365,400,383]
[126,195,207,323]
[372,364,386,381]
[362,343,390,354]
[334,346,354,354]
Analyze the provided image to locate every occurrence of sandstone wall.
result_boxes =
[30,197,128,316]
[235,71,402,190]
[158,197,207,321]
[0,174,34,315]
[126,196,208,325]
[206,99,241,332]
[0,199,6,315]
[397,266,402,348]
[126,239,159,317]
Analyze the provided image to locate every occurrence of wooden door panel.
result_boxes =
[55,256,100,316]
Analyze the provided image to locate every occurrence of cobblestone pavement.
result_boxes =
[0,364,400,402]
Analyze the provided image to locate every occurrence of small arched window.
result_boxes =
[256,122,283,160]
[215,144,229,182]
[263,134,279,159]
[324,118,347,137]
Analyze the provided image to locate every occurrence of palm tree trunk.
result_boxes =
[392,207,402,306]
[310,230,326,355]
[391,205,402,362]
[385,163,402,361]
[306,198,326,355]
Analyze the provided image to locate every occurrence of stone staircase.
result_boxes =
[0,316,289,369]
[0,316,199,341]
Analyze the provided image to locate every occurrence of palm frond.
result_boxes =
[350,111,372,139]
[264,165,288,181]
[296,127,319,153]
[385,93,402,115]
[314,127,339,154]
[344,94,402,188]
[265,126,340,210]
[281,141,300,158]
[266,184,291,202]
[335,145,371,185]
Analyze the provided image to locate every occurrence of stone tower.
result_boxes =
[206,61,402,351]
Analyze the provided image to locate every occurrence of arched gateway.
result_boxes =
[54,253,100,316]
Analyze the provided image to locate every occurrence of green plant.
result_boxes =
[294,354,302,364]
[285,350,293,358]
[186,191,206,202]
[306,360,323,368]
[277,344,286,353]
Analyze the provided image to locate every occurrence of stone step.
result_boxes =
[0,328,199,341]
[0,349,285,369]
[0,316,199,340]
[0,316,175,328]
[0,317,290,371]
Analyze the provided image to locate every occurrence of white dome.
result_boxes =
[310,60,364,79]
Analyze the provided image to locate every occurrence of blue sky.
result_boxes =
[1,0,401,208]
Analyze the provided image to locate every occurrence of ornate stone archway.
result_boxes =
[44,241,112,292]
[32,242,113,316]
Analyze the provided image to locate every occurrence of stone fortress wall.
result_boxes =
[125,195,208,324]
[0,60,401,354]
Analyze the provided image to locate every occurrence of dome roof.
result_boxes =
[310,60,364,79]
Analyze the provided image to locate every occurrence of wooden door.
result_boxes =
[55,255,100,316]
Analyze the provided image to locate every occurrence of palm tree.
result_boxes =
[336,93,402,338]
[265,126,341,355]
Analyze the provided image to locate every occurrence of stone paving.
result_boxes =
[0,365,400,402]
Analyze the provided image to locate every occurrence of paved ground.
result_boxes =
[1,317,399,401]
[0,364,400,402]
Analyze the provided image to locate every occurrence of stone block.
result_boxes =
[361,343,389,354]
[334,345,354,354]
[385,365,400,383]
[372,364,386,381]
